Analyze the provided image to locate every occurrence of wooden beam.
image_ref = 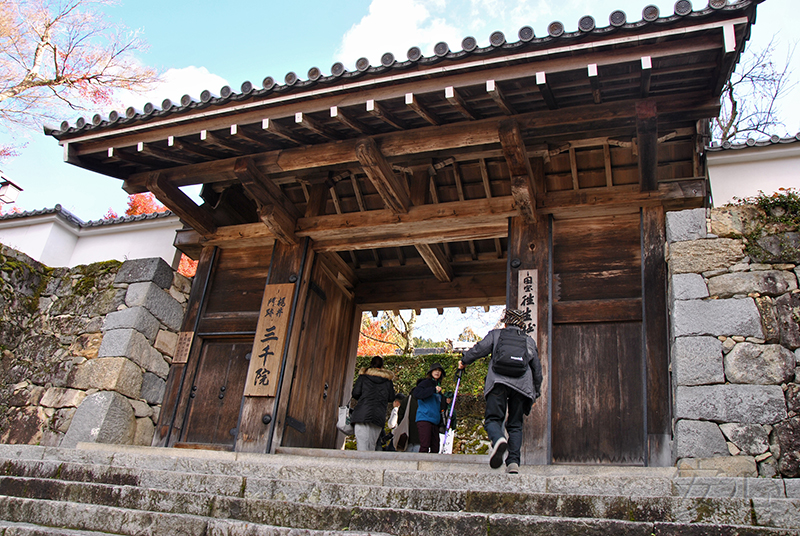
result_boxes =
[354,137,411,214]
[445,86,476,120]
[603,142,613,187]
[416,243,454,282]
[568,148,579,190]
[640,56,652,98]
[355,271,505,309]
[262,118,309,145]
[169,137,227,159]
[230,124,275,150]
[636,100,659,192]
[536,71,558,110]
[499,120,537,223]
[136,143,197,165]
[146,172,217,236]
[234,157,300,244]
[405,93,441,126]
[486,80,515,115]
[588,64,602,104]
[304,182,329,218]
[330,106,372,135]
[201,129,252,153]
[366,99,405,130]
[295,112,343,140]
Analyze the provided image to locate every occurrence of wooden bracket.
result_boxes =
[355,137,411,214]
[499,120,537,223]
[146,172,216,236]
[416,243,453,282]
[234,157,300,244]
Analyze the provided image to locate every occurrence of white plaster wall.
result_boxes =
[0,219,76,265]
[708,144,800,206]
[69,219,182,267]
[39,223,80,267]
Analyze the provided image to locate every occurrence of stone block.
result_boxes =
[671,273,709,301]
[125,282,184,331]
[675,419,728,458]
[129,398,153,418]
[133,417,155,446]
[676,385,788,424]
[666,208,706,243]
[140,372,166,405]
[724,342,796,385]
[754,296,780,344]
[672,298,764,339]
[103,307,160,342]
[775,292,800,350]
[40,387,87,409]
[719,423,770,456]
[114,257,174,289]
[709,205,762,238]
[172,272,193,294]
[61,391,136,448]
[786,478,800,498]
[0,406,47,444]
[672,336,724,386]
[707,270,797,299]
[753,231,800,263]
[98,328,169,378]
[67,332,103,359]
[68,357,142,400]
[774,416,800,478]
[786,383,800,414]
[669,238,745,274]
[154,329,178,357]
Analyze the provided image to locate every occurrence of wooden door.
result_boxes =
[181,339,251,448]
[281,257,356,448]
[550,213,645,465]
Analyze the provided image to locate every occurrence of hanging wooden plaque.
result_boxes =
[244,283,295,397]
[517,269,538,342]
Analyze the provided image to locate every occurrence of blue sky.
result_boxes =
[1,0,797,341]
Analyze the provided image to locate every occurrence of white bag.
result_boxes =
[337,405,354,435]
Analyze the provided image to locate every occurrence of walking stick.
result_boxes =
[440,368,463,454]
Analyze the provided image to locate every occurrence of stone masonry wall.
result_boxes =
[0,245,190,448]
[668,208,800,479]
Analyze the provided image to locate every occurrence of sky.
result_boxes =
[1,0,798,339]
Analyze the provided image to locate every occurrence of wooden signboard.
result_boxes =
[244,283,294,397]
[517,269,538,342]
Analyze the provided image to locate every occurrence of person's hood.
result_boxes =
[359,367,395,381]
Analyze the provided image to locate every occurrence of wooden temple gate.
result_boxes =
[49,1,760,465]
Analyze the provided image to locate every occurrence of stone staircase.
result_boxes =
[0,443,798,536]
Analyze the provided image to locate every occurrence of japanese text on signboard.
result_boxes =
[244,284,294,397]
[517,269,538,342]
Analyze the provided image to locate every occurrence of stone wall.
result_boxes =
[668,208,800,479]
[0,245,190,448]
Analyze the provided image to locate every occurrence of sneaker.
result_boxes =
[488,437,508,469]
[506,463,519,474]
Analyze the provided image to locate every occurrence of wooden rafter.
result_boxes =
[354,137,411,214]
[479,158,503,258]
[234,157,300,244]
[640,56,652,98]
[262,118,310,145]
[330,106,372,135]
[135,143,197,165]
[200,129,252,153]
[146,172,216,237]
[230,125,275,150]
[427,169,452,261]
[405,93,441,126]
[453,163,477,260]
[416,243,453,282]
[486,80,515,115]
[168,137,226,159]
[498,120,537,223]
[445,86,476,120]
[588,64,602,104]
[536,71,558,110]
[366,99,405,130]
[295,112,343,140]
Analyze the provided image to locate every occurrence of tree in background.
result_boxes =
[0,0,158,131]
[712,38,796,144]
[357,314,399,356]
[457,326,479,342]
[384,310,416,356]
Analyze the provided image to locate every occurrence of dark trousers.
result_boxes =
[416,420,440,453]
[484,383,526,466]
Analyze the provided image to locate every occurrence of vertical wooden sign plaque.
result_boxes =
[244,283,295,397]
[517,269,538,342]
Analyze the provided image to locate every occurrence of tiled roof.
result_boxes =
[46,0,757,138]
[0,204,175,227]
[707,133,800,152]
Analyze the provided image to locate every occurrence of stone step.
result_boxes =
[0,520,122,536]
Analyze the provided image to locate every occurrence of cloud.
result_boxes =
[335,0,463,69]
[107,66,229,114]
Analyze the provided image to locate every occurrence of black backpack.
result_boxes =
[491,328,529,378]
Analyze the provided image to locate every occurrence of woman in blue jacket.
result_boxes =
[411,362,446,453]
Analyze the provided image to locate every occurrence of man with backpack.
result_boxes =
[457,309,543,474]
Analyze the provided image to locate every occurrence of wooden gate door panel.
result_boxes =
[552,322,644,464]
[182,339,251,447]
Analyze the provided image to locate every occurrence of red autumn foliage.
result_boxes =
[357,316,399,356]
[125,192,168,216]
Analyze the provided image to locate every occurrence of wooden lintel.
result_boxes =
[416,243,454,282]
[146,172,217,236]
[486,80,514,115]
[536,72,558,110]
[355,271,505,309]
[330,106,372,134]
[234,157,300,244]
[498,120,537,223]
[366,100,405,130]
[445,86,476,120]
[405,93,441,126]
[295,112,343,140]
[354,137,411,214]
[636,100,659,192]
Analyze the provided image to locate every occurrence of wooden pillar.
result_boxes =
[508,213,551,465]
[636,100,659,192]
[234,238,313,453]
[642,206,671,466]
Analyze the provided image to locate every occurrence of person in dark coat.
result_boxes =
[411,362,446,453]
[458,309,543,473]
[350,355,395,451]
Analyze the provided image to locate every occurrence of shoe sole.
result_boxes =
[489,440,507,469]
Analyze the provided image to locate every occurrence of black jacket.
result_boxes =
[350,367,395,427]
